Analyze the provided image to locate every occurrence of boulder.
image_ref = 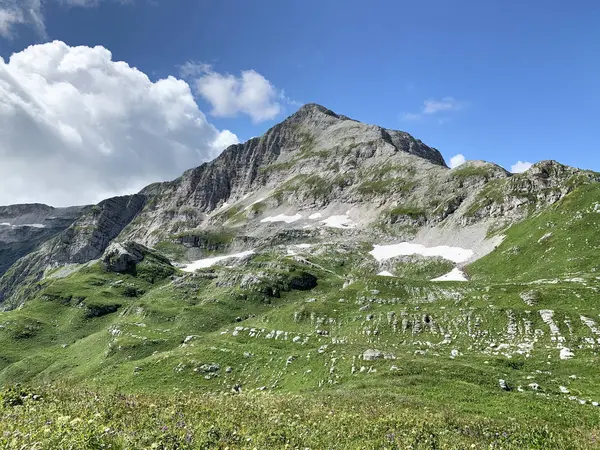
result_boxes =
[362,349,384,361]
[102,242,146,273]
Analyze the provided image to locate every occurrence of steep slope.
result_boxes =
[0,204,89,277]
[117,103,452,245]
[0,196,146,309]
[469,181,600,282]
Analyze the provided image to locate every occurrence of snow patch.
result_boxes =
[182,250,255,272]
[370,243,473,264]
[260,214,302,224]
[377,271,394,277]
[308,213,322,220]
[0,222,46,228]
[321,215,356,229]
[431,268,468,282]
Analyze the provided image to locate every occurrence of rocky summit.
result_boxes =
[2,104,600,447]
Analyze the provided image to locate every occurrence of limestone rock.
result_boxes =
[102,242,145,273]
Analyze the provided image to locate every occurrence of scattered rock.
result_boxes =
[196,363,220,373]
[363,349,383,361]
[560,348,574,360]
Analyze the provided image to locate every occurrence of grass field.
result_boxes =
[3,184,600,448]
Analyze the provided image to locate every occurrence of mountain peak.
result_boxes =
[288,103,355,122]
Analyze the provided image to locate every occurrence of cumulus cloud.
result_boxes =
[449,154,467,169]
[402,96,465,122]
[0,0,127,38]
[0,41,238,206]
[510,161,533,173]
[182,63,284,123]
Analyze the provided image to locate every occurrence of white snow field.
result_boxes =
[182,250,255,272]
[260,214,302,224]
[0,223,46,228]
[432,268,469,282]
[321,215,356,229]
[369,242,473,264]
[308,213,323,220]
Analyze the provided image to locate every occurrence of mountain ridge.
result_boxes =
[0,104,599,309]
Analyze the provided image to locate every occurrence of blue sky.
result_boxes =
[0,0,598,205]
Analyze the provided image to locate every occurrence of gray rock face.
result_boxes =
[1,104,598,309]
[0,195,146,308]
[51,195,147,264]
[0,204,89,277]
[118,103,449,245]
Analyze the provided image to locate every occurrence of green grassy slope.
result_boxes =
[2,235,600,446]
[469,183,600,282]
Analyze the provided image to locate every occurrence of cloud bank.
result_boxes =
[0,41,238,206]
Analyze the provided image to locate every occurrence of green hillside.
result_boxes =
[469,183,600,282]
[3,231,600,447]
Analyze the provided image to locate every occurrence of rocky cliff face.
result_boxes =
[0,204,89,277]
[117,103,449,245]
[1,104,598,309]
[0,196,146,309]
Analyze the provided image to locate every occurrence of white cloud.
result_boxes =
[449,154,467,169]
[0,41,238,206]
[0,0,128,38]
[178,61,212,79]
[0,9,22,37]
[510,161,533,173]
[402,96,465,121]
[423,97,463,115]
[189,65,283,123]
[0,0,45,38]
[401,112,422,121]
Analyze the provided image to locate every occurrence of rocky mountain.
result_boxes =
[1,103,598,309]
[3,104,600,446]
[0,204,89,278]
